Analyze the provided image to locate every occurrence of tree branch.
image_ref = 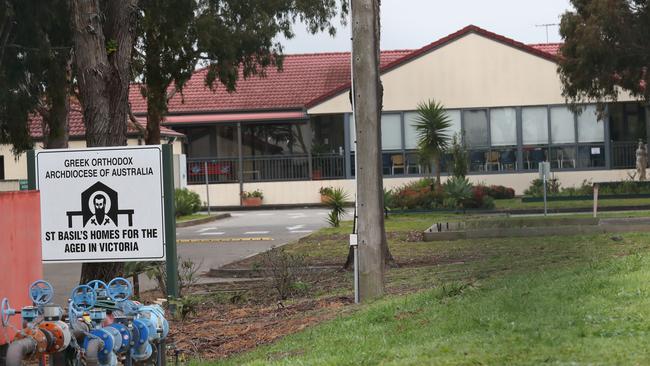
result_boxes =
[128,102,147,139]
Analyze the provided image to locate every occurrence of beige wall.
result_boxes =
[1,138,183,181]
[188,169,635,207]
[308,32,637,115]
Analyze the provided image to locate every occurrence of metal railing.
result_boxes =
[187,154,346,184]
[611,141,637,169]
[312,154,345,179]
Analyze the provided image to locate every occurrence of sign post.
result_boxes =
[28,145,178,297]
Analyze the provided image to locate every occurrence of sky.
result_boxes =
[278,0,573,54]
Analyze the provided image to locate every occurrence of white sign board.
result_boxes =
[35,146,166,263]
[538,161,551,180]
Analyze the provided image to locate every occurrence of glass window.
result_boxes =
[468,149,488,172]
[463,110,489,148]
[381,114,402,150]
[404,110,461,150]
[349,115,356,151]
[550,106,575,144]
[578,144,606,168]
[186,127,216,158]
[550,146,576,169]
[495,148,518,171]
[578,105,605,142]
[350,114,402,151]
[522,107,548,145]
[215,125,239,158]
[523,147,548,170]
[490,108,517,146]
[383,152,405,175]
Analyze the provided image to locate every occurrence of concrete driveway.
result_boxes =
[43,208,337,304]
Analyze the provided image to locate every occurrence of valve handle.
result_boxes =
[107,277,132,302]
[87,280,109,297]
[70,285,97,312]
[29,280,54,305]
[1,298,16,327]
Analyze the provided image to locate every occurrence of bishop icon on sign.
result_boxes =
[65,181,134,228]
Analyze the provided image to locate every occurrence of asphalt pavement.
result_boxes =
[43,208,340,304]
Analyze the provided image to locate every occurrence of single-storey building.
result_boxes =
[2,25,646,206]
[0,105,184,190]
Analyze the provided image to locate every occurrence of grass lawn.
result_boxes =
[207,252,650,365]
[182,211,650,363]
[176,213,209,222]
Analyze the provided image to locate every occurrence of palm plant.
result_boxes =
[323,187,349,227]
[414,99,452,188]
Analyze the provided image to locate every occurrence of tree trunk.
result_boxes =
[351,0,388,301]
[434,155,441,189]
[71,0,136,283]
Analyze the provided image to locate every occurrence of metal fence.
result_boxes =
[187,154,346,184]
[611,141,637,169]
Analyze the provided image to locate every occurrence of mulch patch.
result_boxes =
[167,296,353,360]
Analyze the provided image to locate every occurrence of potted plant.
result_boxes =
[319,186,334,203]
[241,189,264,206]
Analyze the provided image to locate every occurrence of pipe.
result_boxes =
[6,338,37,366]
[84,338,103,366]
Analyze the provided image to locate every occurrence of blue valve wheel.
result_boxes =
[1,298,16,326]
[86,280,109,297]
[29,280,54,305]
[107,277,132,302]
[70,285,97,312]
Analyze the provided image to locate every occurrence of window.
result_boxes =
[550,106,575,144]
[350,114,403,151]
[381,114,402,150]
[186,127,216,158]
[550,146,576,169]
[578,105,605,142]
[578,144,605,168]
[522,107,548,145]
[490,108,517,146]
[463,110,489,147]
[0,155,3,180]
[404,110,461,149]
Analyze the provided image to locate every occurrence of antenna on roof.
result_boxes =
[535,23,559,43]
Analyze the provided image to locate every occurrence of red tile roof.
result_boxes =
[129,50,412,115]
[28,102,183,140]
[528,43,562,56]
[25,25,563,139]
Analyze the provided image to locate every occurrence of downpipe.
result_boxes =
[5,337,37,366]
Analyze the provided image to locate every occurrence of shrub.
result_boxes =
[391,178,445,210]
[524,178,561,197]
[465,185,497,209]
[323,187,349,227]
[259,247,307,300]
[444,176,473,210]
[241,189,264,199]
[145,256,202,297]
[319,186,334,196]
[175,188,201,217]
[486,185,515,199]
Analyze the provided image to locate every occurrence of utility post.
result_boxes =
[351,0,386,301]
